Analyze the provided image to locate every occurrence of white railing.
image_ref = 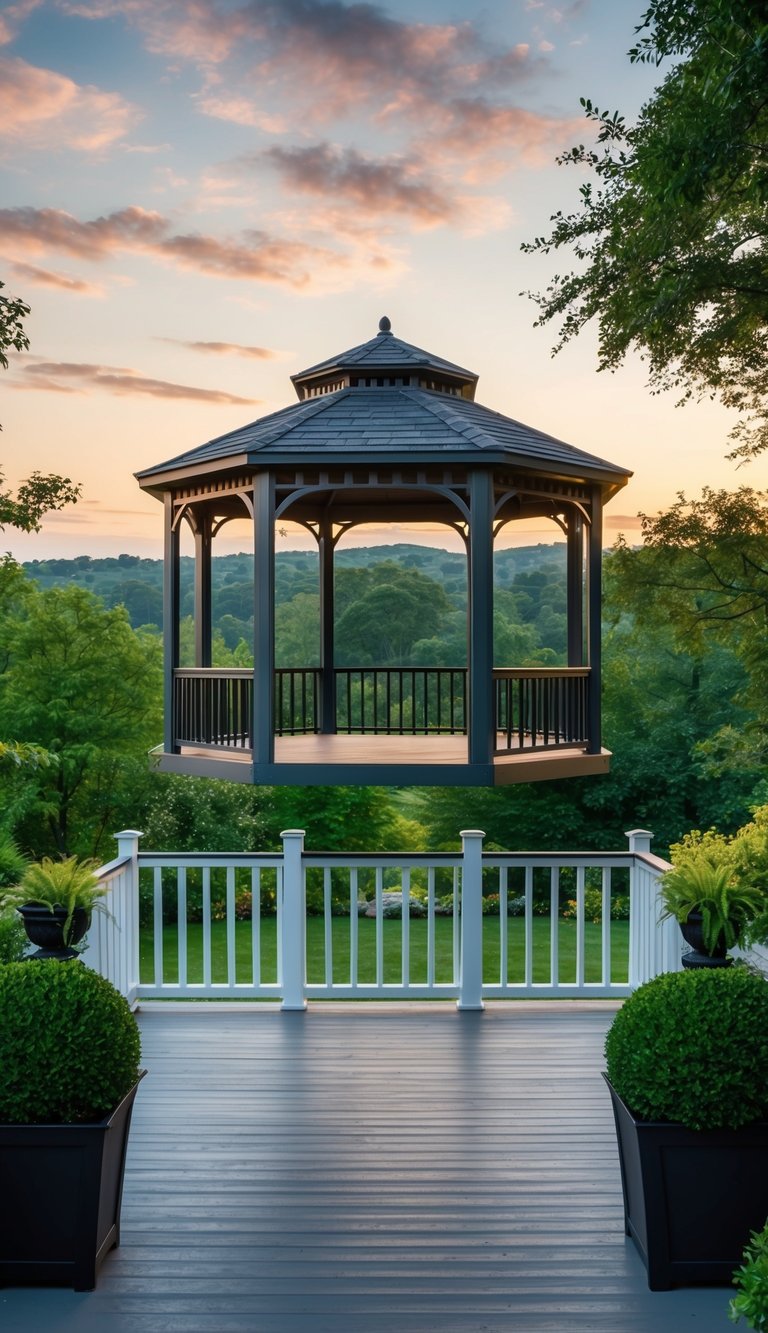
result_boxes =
[82,827,679,1009]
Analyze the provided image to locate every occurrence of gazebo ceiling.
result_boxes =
[136,318,632,499]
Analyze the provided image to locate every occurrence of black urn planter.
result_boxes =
[0,1072,145,1291]
[604,1074,768,1290]
[679,911,731,969]
[17,904,91,960]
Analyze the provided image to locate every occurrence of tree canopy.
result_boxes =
[1,279,81,527]
[522,1,768,460]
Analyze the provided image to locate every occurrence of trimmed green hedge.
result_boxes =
[0,960,141,1124]
[605,967,768,1131]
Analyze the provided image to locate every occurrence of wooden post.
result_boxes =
[468,471,495,766]
[194,510,212,668]
[253,472,275,764]
[587,486,603,753]
[458,828,485,1011]
[567,508,584,666]
[163,493,180,754]
[318,512,336,734]
[280,829,307,1011]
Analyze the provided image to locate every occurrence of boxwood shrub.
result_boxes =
[604,967,768,1131]
[0,960,141,1124]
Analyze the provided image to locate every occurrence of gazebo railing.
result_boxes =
[494,668,590,753]
[174,668,253,749]
[334,667,467,735]
[171,666,592,751]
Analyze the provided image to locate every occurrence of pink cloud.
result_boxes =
[264,143,459,228]
[0,205,385,288]
[161,338,278,359]
[9,260,104,294]
[0,55,141,152]
[15,359,261,404]
[53,1,552,140]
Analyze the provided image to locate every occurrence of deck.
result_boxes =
[165,734,611,785]
[2,1004,732,1332]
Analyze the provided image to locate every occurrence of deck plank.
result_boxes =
[2,1004,733,1333]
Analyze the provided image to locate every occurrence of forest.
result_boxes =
[1,505,764,866]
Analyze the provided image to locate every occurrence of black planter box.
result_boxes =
[604,1074,768,1290]
[0,1073,145,1291]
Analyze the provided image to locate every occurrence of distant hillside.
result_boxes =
[22,543,566,623]
[21,544,569,666]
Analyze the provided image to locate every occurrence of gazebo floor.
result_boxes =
[2,1004,733,1333]
[170,734,611,785]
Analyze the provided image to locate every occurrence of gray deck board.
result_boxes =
[1,1004,733,1332]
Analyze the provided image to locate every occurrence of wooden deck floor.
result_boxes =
[2,1004,733,1333]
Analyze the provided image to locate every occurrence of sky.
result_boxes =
[0,0,750,562]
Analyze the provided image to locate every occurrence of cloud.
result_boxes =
[53,1,552,141]
[0,0,45,47]
[0,204,390,289]
[9,261,104,294]
[605,514,643,531]
[196,96,288,134]
[0,56,141,152]
[264,143,459,228]
[161,338,278,359]
[427,99,584,164]
[13,359,261,404]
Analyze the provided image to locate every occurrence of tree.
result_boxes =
[608,486,768,780]
[0,280,29,372]
[522,2,768,459]
[0,579,162,855]
[1,279,81,525]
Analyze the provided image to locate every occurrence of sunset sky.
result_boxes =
[0,0,750,562]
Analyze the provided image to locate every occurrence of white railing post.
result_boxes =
[626,828,678,987]
[115,829,142,1005]
[280,829,307,1012]
[626,829,654,856]
[458,829,485,1011]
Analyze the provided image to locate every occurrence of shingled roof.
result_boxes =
[136,319,632,493]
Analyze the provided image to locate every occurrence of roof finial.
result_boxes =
[378,315,392,334]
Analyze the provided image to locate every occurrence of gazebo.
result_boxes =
[136,318,631,786]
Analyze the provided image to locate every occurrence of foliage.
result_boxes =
[0,856,107,945]
[658,856,764,953]
[731,1220,768,1331]
[0,911,27,963]
[335,562,453,665]
[0,467,81,534]
[523,2,768,460]
[0,279,29,373]
[720,806,768,948]
[268,786,425,853]
[561,887,630,923]
[0,960,141,1123]
[0,575,162,856]
[137,775,272,854]
[667,811,768,948]
[604,968,768,1130]
[0,832,28,887]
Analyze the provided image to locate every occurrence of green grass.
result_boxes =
[140,916,629,988]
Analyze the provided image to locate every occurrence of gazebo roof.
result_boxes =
[291,317,478,395]
[136,319,632,496]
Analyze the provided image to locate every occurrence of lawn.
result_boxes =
[140,916,630,988]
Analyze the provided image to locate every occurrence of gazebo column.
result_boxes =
[253,472,275,764]
[468,470,495,766]
[163,493,180,755]
[193,510,213,668]
[586,487,603,754]
[566,509,584,666]
[318,512,336,734]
